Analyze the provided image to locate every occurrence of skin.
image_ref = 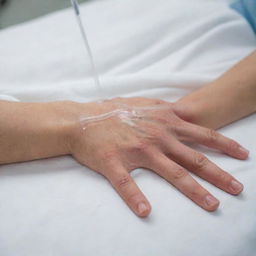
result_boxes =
[0,51,255,217]
[175,51,256,129]
[0,98,247,218]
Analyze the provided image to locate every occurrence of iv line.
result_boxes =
[70,0,101,90]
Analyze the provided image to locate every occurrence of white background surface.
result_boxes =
[0,0,255,255]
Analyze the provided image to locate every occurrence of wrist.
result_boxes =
[53,101,83,155]
[60,100,101,155]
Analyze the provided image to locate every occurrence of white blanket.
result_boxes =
[0,0,255,255]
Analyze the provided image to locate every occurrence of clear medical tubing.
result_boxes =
[70,0,101,91]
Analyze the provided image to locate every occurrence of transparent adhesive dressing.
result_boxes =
[80,103,171,130]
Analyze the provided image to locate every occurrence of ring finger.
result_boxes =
[148,151,220,211]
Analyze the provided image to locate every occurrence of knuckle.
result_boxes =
[216,171,231,183]
[169,118,183,133]
[190,186,203,198]
[227,139,240,152]
[133,141,151,155]
[115,174,131,189]
[126,192,141,203]
[150,128,164,140]
[171,167,187,180]
[193,152,208,171]
[206,129,219,143]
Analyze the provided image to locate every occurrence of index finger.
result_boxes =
[177,121,249,160]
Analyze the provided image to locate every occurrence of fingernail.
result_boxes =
[230,180,243,193]
[138,202,148,215]
[238,146,249,156]
[205,195,219,207]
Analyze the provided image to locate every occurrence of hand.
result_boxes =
[68,97,248,217]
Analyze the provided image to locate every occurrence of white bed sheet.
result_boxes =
[0,0,256,255]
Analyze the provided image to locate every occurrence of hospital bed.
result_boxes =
[0,0,255,255]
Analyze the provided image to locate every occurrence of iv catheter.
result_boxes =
[70,0,101,90]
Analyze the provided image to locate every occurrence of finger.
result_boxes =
[106,164,151,217]
[177,122,249,160]
[168,141,244,195]
[149,152,219,212]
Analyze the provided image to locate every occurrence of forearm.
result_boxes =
[0,100,78,164]
[175,51,256,129]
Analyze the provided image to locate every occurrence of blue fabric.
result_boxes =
[231,0,256,34]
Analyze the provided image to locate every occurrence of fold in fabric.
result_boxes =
[230,0,256,33]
